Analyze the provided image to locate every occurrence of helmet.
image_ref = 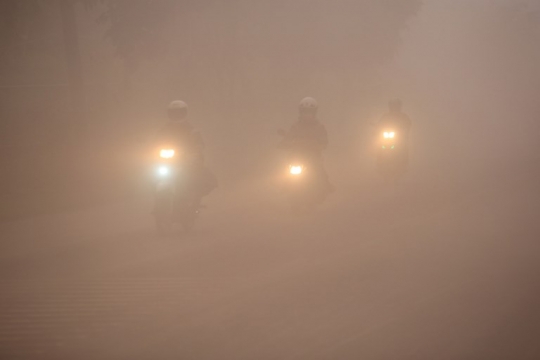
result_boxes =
[389,99,402,112]
[168,100,188,120]
[299,97,318,112]
[168,100,187,111]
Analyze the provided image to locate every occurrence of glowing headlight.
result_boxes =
[160,149,175,159]
[383,131,396,139]
[289,165,303,175]
[158,166,170,176]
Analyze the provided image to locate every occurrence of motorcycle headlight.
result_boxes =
[289,165,303,175]
[158,166,170,176]
[383,131,396,139]
[159,149,175,159]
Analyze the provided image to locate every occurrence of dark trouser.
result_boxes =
[308,157,332,192]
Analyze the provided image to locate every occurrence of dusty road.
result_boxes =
[1,157,539,360]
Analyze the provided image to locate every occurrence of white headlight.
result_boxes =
[383,131,396,139]
[290,165,303,175]
[158,166,170,176]
[160,149,175,159]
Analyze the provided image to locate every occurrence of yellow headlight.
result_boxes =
[290,165,303,175]
[160,149,175,159]
[383,131,396,139]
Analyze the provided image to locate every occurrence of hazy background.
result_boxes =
[1,0,539,219]
[1,2,540,359]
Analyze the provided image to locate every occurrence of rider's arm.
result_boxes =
[191,130,205,165]
[278,125,297,149]
[317,125,328,151]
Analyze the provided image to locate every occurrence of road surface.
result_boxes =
[1,158,539,359]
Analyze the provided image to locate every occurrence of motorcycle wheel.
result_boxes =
[155,215,172,236]
[177,197,200,234]
[155,191,173,236]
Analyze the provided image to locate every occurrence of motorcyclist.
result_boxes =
[155,100,217,204]
[156,101,203,161]
[280,97,333,192]
[378,99,412,143]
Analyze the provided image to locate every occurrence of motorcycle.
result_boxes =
[278,129,329,211]
[376,128,408,180]
[153,146,201,235]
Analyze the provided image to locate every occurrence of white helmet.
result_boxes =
[168,100,188,110]
[299,97,318,111]
[167,100,188,120]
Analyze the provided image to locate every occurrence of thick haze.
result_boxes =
[1,2,540,359]
[2,0,538,191]
[384,0,540,166]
